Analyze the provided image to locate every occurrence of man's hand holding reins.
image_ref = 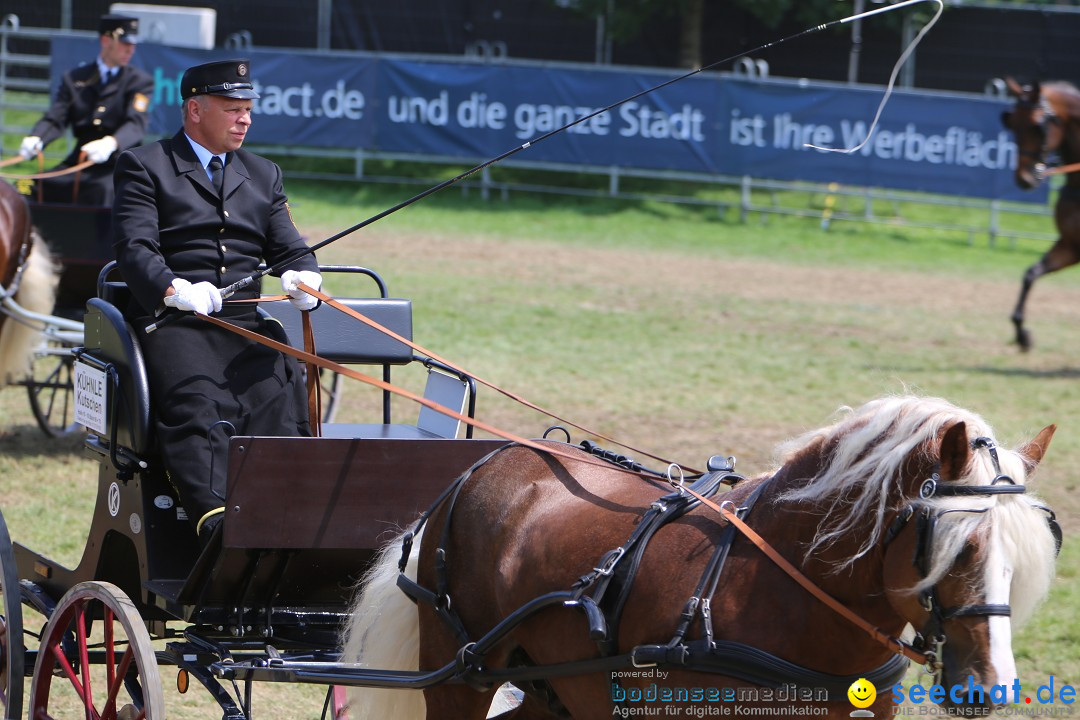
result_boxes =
[19,135,43,160]
[281,269,322,311]
[164,278,223,315]
[82,136,118,164]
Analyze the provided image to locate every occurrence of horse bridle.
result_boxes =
[1013,94,1063,180]
[883,437,1062,684]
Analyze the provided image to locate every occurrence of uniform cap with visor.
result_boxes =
[99,14,140,45]
[181,59,260,101]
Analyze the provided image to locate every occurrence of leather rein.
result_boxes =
[197,286,1061,689]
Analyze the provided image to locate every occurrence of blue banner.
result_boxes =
[50,39,1044,203]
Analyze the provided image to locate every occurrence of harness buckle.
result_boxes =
[922,635,946,685]
[593,547,625,578]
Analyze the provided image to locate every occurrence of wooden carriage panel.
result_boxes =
[224,436,506,550]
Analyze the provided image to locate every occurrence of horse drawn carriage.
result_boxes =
[0,235,1066,718]
[0,48,1066,718]
[0,256,498,719]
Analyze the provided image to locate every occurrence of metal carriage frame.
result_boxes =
[0,264,500,720]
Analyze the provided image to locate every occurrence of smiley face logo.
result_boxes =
[847,678,877,709]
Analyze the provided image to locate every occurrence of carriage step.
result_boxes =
[144,579,187,605]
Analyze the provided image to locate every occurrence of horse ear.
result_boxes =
[938,421,971,482]
[1017,424,1057,470]
[1005,76,1025,97]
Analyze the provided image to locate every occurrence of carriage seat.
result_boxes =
[264,297,473,440]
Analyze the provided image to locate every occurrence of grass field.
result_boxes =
[1,176,1078,717]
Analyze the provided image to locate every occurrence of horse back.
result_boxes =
[416,444,766,657]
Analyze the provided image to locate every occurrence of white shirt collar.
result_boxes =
[96,57,118,83]
[184,134,226,178]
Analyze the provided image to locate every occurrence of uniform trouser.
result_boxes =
[136,306,311,530]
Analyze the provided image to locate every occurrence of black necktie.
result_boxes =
[208,156,224,197]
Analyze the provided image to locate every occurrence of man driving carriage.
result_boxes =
[18,14,154,206]
[112,59,323,545]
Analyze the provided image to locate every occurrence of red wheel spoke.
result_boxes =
[75,604,98,720]
[105,607,116,689]
[50,641,89,707]
[103,608,117,720]
[104,646,135,720]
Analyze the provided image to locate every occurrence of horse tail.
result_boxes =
[0,229,58,383]
[340,525,425,720]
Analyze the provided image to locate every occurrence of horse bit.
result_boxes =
[883,437,1062,684]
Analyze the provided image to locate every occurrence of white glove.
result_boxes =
[281,270,323,311]
[81,136,118,164]
[163,278,223,315]
[19,136,43,160]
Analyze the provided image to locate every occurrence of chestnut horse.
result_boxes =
[0,180,57,383]
[341,395,1060,719]
[1001,77,1080,351]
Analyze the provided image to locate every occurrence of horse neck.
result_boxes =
[751,444,908,629]
[1053,88,1080,182]
[751,451,894,608]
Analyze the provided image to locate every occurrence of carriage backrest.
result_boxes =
[263,297,413,364]
[78,297,153,456]
[263,297,474,439]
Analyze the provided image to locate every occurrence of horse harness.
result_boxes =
[1013,93,1062,171]
[395,441,916,702]
[394,437,1061,701]
[881,436,1063,684]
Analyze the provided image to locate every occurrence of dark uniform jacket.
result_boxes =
[113,129,317,314]
[112,130,318,528]
[30,61,154,205]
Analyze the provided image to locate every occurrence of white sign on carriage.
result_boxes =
[74,360,108,435]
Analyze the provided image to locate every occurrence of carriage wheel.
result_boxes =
[0,509,25,720]
[25,347,79,438]
[29,582,164,720]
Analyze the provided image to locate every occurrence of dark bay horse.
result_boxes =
[0,180,58,383]
[1001,77,1080,351]
[342,395,1060,719]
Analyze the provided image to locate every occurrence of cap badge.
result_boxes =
[237,64,248,77]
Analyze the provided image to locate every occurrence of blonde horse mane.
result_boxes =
[776,395,1057,625]
[0,229,59,383]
